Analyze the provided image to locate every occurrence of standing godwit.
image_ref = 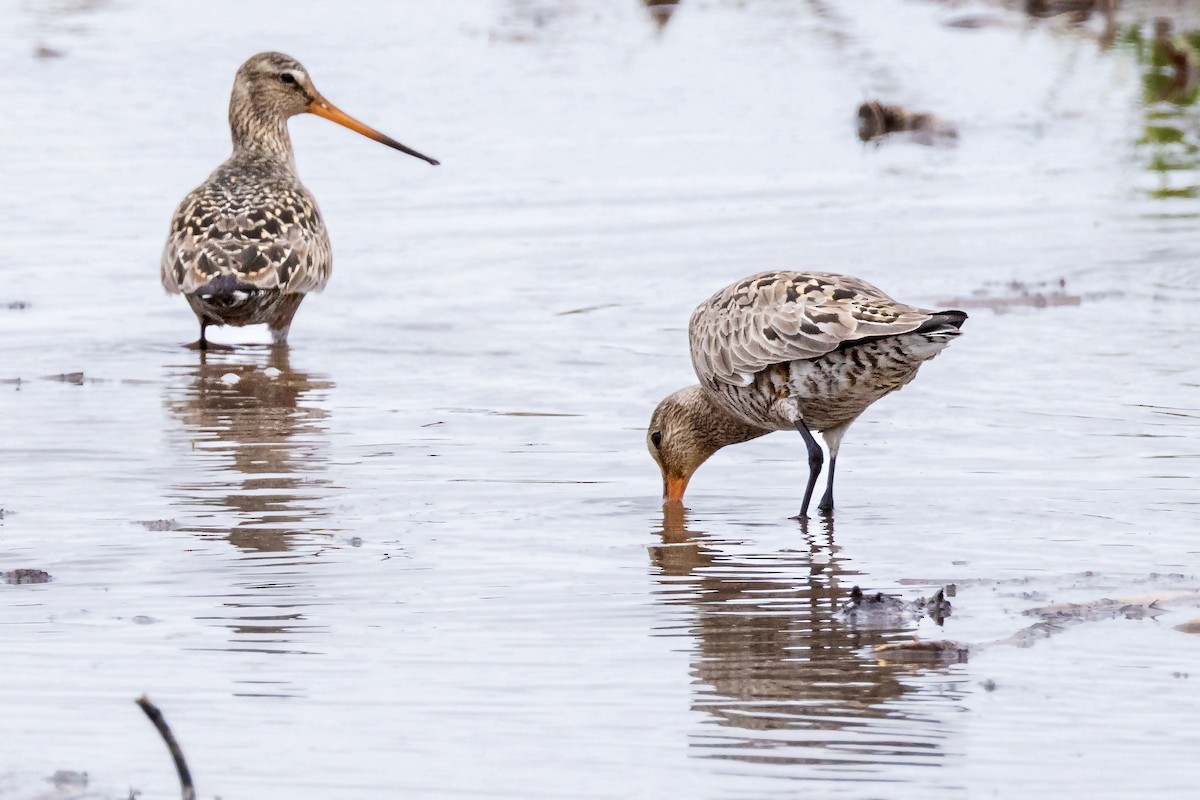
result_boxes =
[161,51,438,349]
[647,271,967,517]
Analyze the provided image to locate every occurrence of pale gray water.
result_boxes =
[1,1,1198,798]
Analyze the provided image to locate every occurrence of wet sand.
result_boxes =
[1,1,1198,798]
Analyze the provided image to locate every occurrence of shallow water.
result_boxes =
[1,1,1198,798]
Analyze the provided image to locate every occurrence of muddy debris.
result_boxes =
[840,585,954,626]
[874,638,971,665]
[937,277,1088,311]
[942,13,1013,30]
[1024,0,1112,22]
[870,584,1200,661]
[41,371,86,385]
[997,592,1200,648]
[138,519,180,532]
[857,100,957,145]
[1028,596,1168,622]
[941,0,1119,47]
[901,570,1194,591]
[45,769,89,798]
[3,568,52,585]
[642,0,681,31]
[940,12,1017,30]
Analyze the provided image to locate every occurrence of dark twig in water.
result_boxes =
[135,696,196,800]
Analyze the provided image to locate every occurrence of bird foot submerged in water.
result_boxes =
[790,506,834,523]
[183,339,235,351]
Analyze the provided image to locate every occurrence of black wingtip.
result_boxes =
[940,309,969,328]
[908,309,967,339]
[938,310,968,329]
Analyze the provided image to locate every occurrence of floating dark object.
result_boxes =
[1026,597,1166,622]
[3,569,52,585]
[48,771,88,791]
[1024,0,1109,21]
[942,14,1010,30]
[857,100,957,145]
[840,585,953,626]
[874,638,970,664]
[1018,0,1119,48]
[138,519,180,532]
[42,371,85,384]
[938,278,1086,312]
[642,0,681,31]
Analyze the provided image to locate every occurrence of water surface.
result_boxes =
[1,1,1198,798]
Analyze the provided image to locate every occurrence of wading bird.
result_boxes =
[647,271,966,517]
[161,51,438,349]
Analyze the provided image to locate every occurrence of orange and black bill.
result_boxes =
[308,93,439,165]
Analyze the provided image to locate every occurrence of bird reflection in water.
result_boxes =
[650,506,963,773]
[164,348,334,553]
[164,348,334,658]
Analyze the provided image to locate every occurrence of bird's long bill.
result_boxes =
[663,474,689,505]
[307,93,440,166]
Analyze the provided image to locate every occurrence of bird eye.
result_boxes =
[650,431,662,449]
[280,73,297,85]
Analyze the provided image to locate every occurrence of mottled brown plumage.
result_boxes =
[648,271,967,516]
[161,51,438,348]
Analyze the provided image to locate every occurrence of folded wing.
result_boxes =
[689,271,948,386]
[161,184,330,296]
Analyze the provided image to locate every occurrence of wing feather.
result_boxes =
[161,167,330,296]
[689,271,945,386]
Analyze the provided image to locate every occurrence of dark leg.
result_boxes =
[184,320,209,351]
[268,294,305,349]
[818,455,837,512]
[792,419,824,519]
[185,319,232,351]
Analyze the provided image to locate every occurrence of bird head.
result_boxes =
[232,51,439,165]
[647,386,766,505]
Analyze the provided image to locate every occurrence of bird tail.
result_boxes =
[190,274,261,309]
[918,310,968,341]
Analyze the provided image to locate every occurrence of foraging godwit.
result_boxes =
[647,271,967,517]
[161,52,438,349]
